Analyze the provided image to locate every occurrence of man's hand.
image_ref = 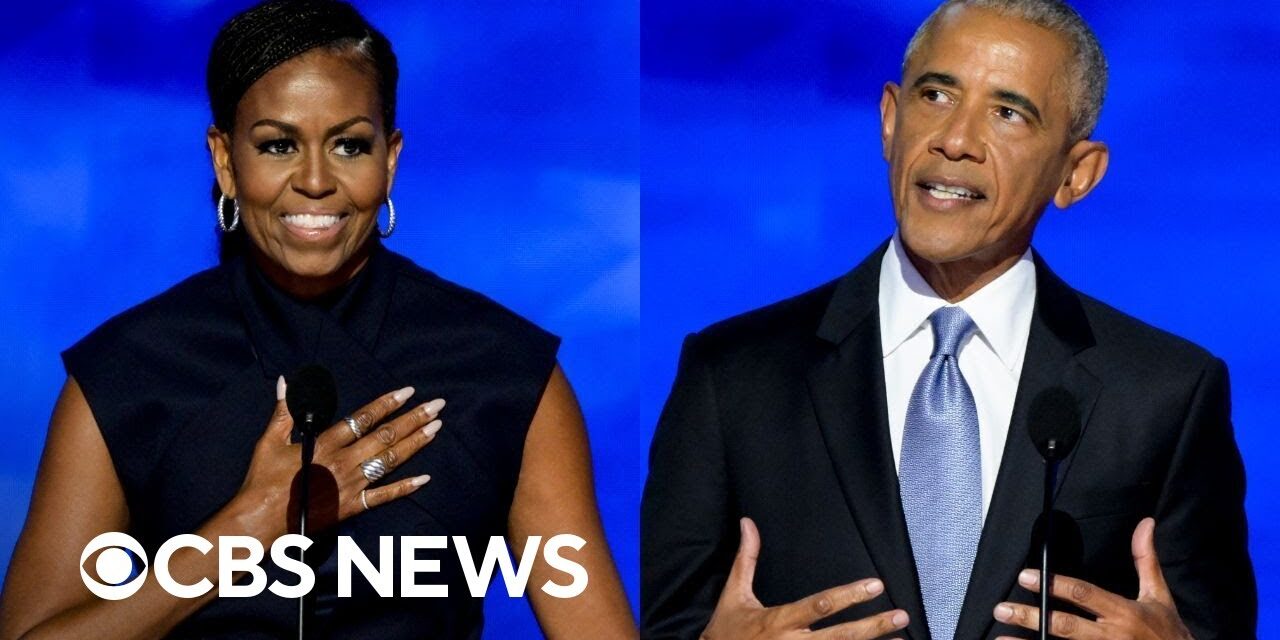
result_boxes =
[700,518,910,640]
[993,518,1193,639]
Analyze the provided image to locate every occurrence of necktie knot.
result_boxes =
[929,306,976,358]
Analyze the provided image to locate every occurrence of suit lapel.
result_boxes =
[807,241,929,640]
[809,244,1105,640]
[953,253,1101,640]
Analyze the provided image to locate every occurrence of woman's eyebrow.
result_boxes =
[249,115,375,138]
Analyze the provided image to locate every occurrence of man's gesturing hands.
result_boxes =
[994,518,1193,639]
[700,518,909,640]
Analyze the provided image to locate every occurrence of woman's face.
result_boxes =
[207,48,402,293]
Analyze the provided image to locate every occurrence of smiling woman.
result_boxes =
[206,5,404,297]
[210,46,403,297]
[0,1,636,639]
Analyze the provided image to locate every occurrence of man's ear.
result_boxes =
[206,126,236,197]
[1053,139,1109,209]
[385,128,404,194]
[879,82,900,162]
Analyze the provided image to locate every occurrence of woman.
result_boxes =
[0,1,635,638]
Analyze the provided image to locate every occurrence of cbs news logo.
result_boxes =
[81,532,589,600]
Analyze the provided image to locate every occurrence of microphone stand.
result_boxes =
[1040,438,1060,640]
[297,412,316,640]
[284,363,335,640]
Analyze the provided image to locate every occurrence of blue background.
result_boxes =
[642,0,1278,635]
[1,0,1276,636]
[0,1,637,636]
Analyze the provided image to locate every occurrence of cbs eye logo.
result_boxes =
[80,532,148,600]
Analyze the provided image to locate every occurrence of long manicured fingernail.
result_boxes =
[422,419,443,438]
[410,474,431,487]
[994,603,1013,621]
[865,579,884,595]
[1019,569,1038,587]
[277,375,286,400]
[422,398,446,417]
[892,610,909,627]
[393,386,415,403]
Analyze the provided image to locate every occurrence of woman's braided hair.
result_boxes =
[206,0,398,262]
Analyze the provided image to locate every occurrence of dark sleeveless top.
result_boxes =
[62,241,560,639]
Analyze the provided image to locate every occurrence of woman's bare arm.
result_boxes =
[0,376,437,640]
[0,377,290,640]
[509,364,637,639]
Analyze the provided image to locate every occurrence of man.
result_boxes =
[640,1,1256,639]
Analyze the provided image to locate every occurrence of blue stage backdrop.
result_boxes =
[0,1,638,636]
[642,0,1278,633]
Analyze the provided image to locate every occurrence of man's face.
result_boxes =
[881,5,1097,269]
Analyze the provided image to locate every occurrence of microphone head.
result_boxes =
[1027,387,1081,461]
[285,364,337,432]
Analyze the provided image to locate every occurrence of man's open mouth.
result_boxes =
[917,181,986,201]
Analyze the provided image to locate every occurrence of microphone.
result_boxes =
[1028,387,1080,463]
[286,364,337,440]
[284,364,335,640]
[1026,387,1081,640]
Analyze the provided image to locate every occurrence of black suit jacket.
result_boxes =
[641,242,1256,639]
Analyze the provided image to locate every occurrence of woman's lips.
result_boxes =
[280,212,349,242]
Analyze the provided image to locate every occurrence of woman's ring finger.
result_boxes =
[345,416,364,438]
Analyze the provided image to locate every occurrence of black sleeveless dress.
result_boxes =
[62,241,559,638]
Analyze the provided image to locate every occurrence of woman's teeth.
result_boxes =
[282,213,341,229]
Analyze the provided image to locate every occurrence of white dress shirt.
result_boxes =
[878,232,1036,520]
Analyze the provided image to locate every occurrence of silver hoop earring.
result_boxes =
[378,197,396,238]
[217,193,240,232]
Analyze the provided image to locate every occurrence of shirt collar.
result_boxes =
[878,231,1036,372]
[229,239,396,379]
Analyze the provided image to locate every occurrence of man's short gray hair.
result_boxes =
[902,0,1107,141]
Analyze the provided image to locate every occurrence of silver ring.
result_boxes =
[360,489,370,511]
[360,457,388,482]
[345,416,363,438]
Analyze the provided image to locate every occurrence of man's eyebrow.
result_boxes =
[249,116,374,139]
[993,89,1042,123]
[911,71,959,89]
[909,73,1045,125]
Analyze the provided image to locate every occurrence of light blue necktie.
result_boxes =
[899,306,982,640]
